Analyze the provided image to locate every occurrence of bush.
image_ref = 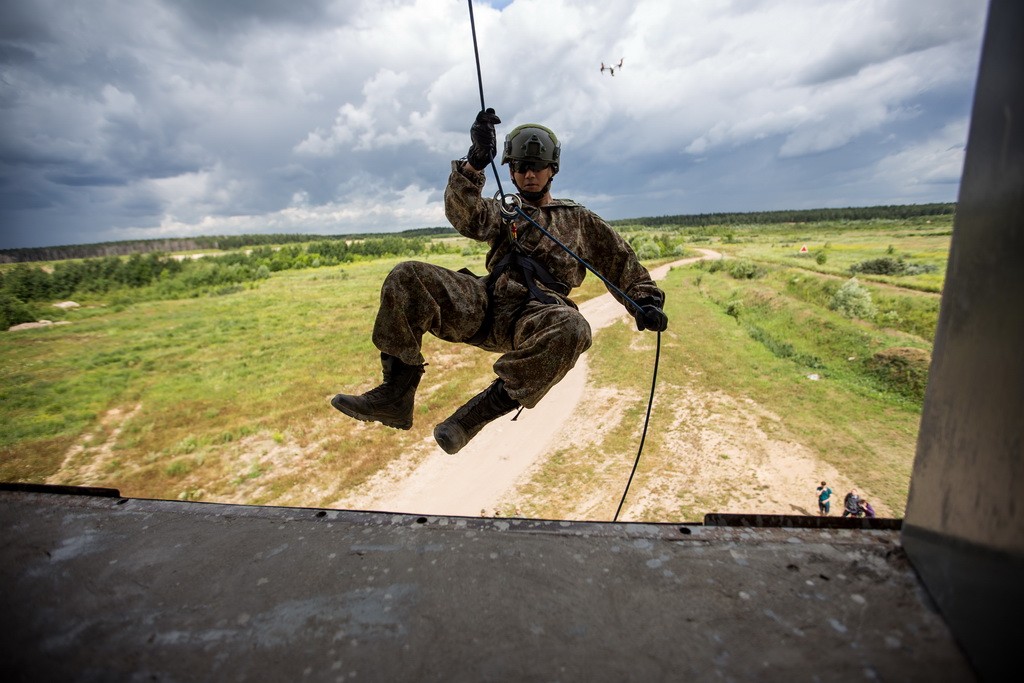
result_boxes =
[0,293,37,329]
[829,277,877,319]
[901,262,938,276]
[1,264,54,301]
[851,257,905,275]
[851,257,938,277]
[636,242,662,260]
[630,236,663,260]
[727,260,766,279]
[867,347,931,401]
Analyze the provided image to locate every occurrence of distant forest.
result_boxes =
[1,203,955,264]
[0,227,456,265]
[0,235,464,329]
[611,202,956,228]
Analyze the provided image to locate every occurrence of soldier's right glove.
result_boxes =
[467,108,501,170]
[634,304,669,332]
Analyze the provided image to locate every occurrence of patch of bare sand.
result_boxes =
[205,422,344,505]
[47,402,346,505]
[502,383,892,522]
[48,404,143,486]
[640,387,886,519]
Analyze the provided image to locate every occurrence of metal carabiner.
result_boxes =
[494,191,522,220]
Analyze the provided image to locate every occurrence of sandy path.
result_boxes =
[346,250,720,516]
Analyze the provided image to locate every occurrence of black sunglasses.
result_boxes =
[511,160,550,174]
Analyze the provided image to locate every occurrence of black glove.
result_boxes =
[467,108,501,170]
[634,304,668,332]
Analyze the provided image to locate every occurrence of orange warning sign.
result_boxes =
[799,245,808,253]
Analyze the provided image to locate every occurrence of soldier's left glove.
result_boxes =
[467,108,501,170]
[634,304,668,332]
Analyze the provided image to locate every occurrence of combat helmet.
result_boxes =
[501,124,560,174]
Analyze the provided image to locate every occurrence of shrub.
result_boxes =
[851,257,905,275]
[867,347,931,401]
[629,236,662,260]
[165,459,193,477]
[829,277,877,319]
[636,242,662,260]
[902,262,938,276]
[1,293,37,330]
[850,257,937,277]
[727,260,766,279]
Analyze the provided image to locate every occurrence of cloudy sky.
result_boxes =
[0,0,988,249]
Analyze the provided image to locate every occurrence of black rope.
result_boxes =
[614,331,661,522]
[466,0,485,111]
[465,0,660,522]
[466,0,509,199]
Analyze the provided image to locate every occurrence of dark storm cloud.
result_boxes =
[172,0,334,32]
[795,2,984,87]
[0,0,54,42]
[0,0,988,249]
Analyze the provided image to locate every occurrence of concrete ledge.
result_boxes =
[705,513,902,530]
[0,489,975,682]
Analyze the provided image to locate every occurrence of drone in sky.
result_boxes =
[600,58,624,76]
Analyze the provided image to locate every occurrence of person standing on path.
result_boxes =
[331,109,667,455]
[816,481,833,516]
[842,488,862,518]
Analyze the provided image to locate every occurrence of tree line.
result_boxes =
[611,203,956,229]
[0,227,456,265]
[2,204,955,264]
[1,236,454,329]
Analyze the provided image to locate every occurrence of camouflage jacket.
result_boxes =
[443,160,665,311]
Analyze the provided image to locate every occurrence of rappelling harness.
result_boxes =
[462,193,573,346]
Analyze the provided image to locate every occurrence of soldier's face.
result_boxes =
[512,163,554,193]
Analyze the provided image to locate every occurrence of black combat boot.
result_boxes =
[433,378,520,454]
[331,353,425,430]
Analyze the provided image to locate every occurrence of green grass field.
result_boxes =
[1,217,950,517]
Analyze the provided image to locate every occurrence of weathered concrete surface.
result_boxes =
[905,0,1023,561]
[901,1,1024,679]
[1,490,974,682]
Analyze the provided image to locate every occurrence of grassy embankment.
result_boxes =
[510,217,946,520]
[1,217,948,518]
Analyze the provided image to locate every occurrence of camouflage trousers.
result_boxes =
[372,261,592,409]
